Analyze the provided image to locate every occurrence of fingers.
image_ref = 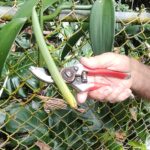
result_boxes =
[80,53,116,69]
[80,52,131,72]
[77,86,132,104]
[117,89,132,102]
[77,86,113,103]
[104,84,126,103]
[77,92,88,103]
[88,86,113,100]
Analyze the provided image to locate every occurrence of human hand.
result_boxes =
[77,52,133,103]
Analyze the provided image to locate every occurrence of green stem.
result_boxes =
[39,1,43,30]
[32,7,77,108]
[39,0,45,88]
[62,4,92,10]
[43,4,92,21]
[43,7,62,21]
[39,0,44,66]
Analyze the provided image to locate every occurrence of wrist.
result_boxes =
[128,56,150,99]
[130,58,143,92]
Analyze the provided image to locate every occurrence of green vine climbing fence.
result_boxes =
[0,0,150,149]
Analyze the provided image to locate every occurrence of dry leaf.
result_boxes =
[11,43,16,52]
[75,108,86,113]
[23,26,32,35]
[0,19,5,24]
[37,95,50,101]
[115,131,126,142]
[35,141,51,150]
[37,95,67,113]
[129,107,137,121]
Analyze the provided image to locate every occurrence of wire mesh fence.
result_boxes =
[0,0,150,149]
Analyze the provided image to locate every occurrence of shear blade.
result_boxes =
[29,66,54,83]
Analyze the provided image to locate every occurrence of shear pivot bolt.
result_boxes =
[65,71,73,78]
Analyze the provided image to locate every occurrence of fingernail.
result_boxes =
[126,89,132,94]
[77,92,88,104]
[100,87,112,96]
[127,89,134,98]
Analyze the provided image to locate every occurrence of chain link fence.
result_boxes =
[0,0,150,149]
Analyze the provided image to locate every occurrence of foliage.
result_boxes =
[0,18,26,77]
[90,0,115,55]
[32,6,77,108]
[0,0,40,77]
[0,0,150,149]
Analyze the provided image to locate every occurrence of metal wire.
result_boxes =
[0,0,150,149]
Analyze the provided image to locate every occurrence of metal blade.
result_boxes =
[29,66,54,83]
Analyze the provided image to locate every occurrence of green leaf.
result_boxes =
[0,0,38,77]
[79,100,103,132]
[61,23,89,60]
[43,0,59,11]
[128,141,146,150]
[125,25,141,35]
[90,0,115,55]
[0,111,6,125]
[11,76,26,98]
[13,0,38,19]
[5,105,49,144]
[2,51,38,98]
[15,33,31,49]
[133,119,147,142]
[0,18,26,77]
[6,78,13,95]
[98,130,124,150]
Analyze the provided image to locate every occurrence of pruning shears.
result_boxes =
[29,63,131,92]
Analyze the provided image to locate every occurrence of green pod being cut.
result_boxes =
[90,0,115,55]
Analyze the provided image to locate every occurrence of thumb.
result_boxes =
[80,52,116,69]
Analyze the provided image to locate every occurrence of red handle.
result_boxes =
[86,68,131,79]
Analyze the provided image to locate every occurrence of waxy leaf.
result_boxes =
[5,104,49,144]
[61,23,89,60]
[0,18,26,77]
[13,0,38,19]
[43,0,59,11]
[90,0,115,55]
[0,0,39,77]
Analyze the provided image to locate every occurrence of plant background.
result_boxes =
[0,0,150,149]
